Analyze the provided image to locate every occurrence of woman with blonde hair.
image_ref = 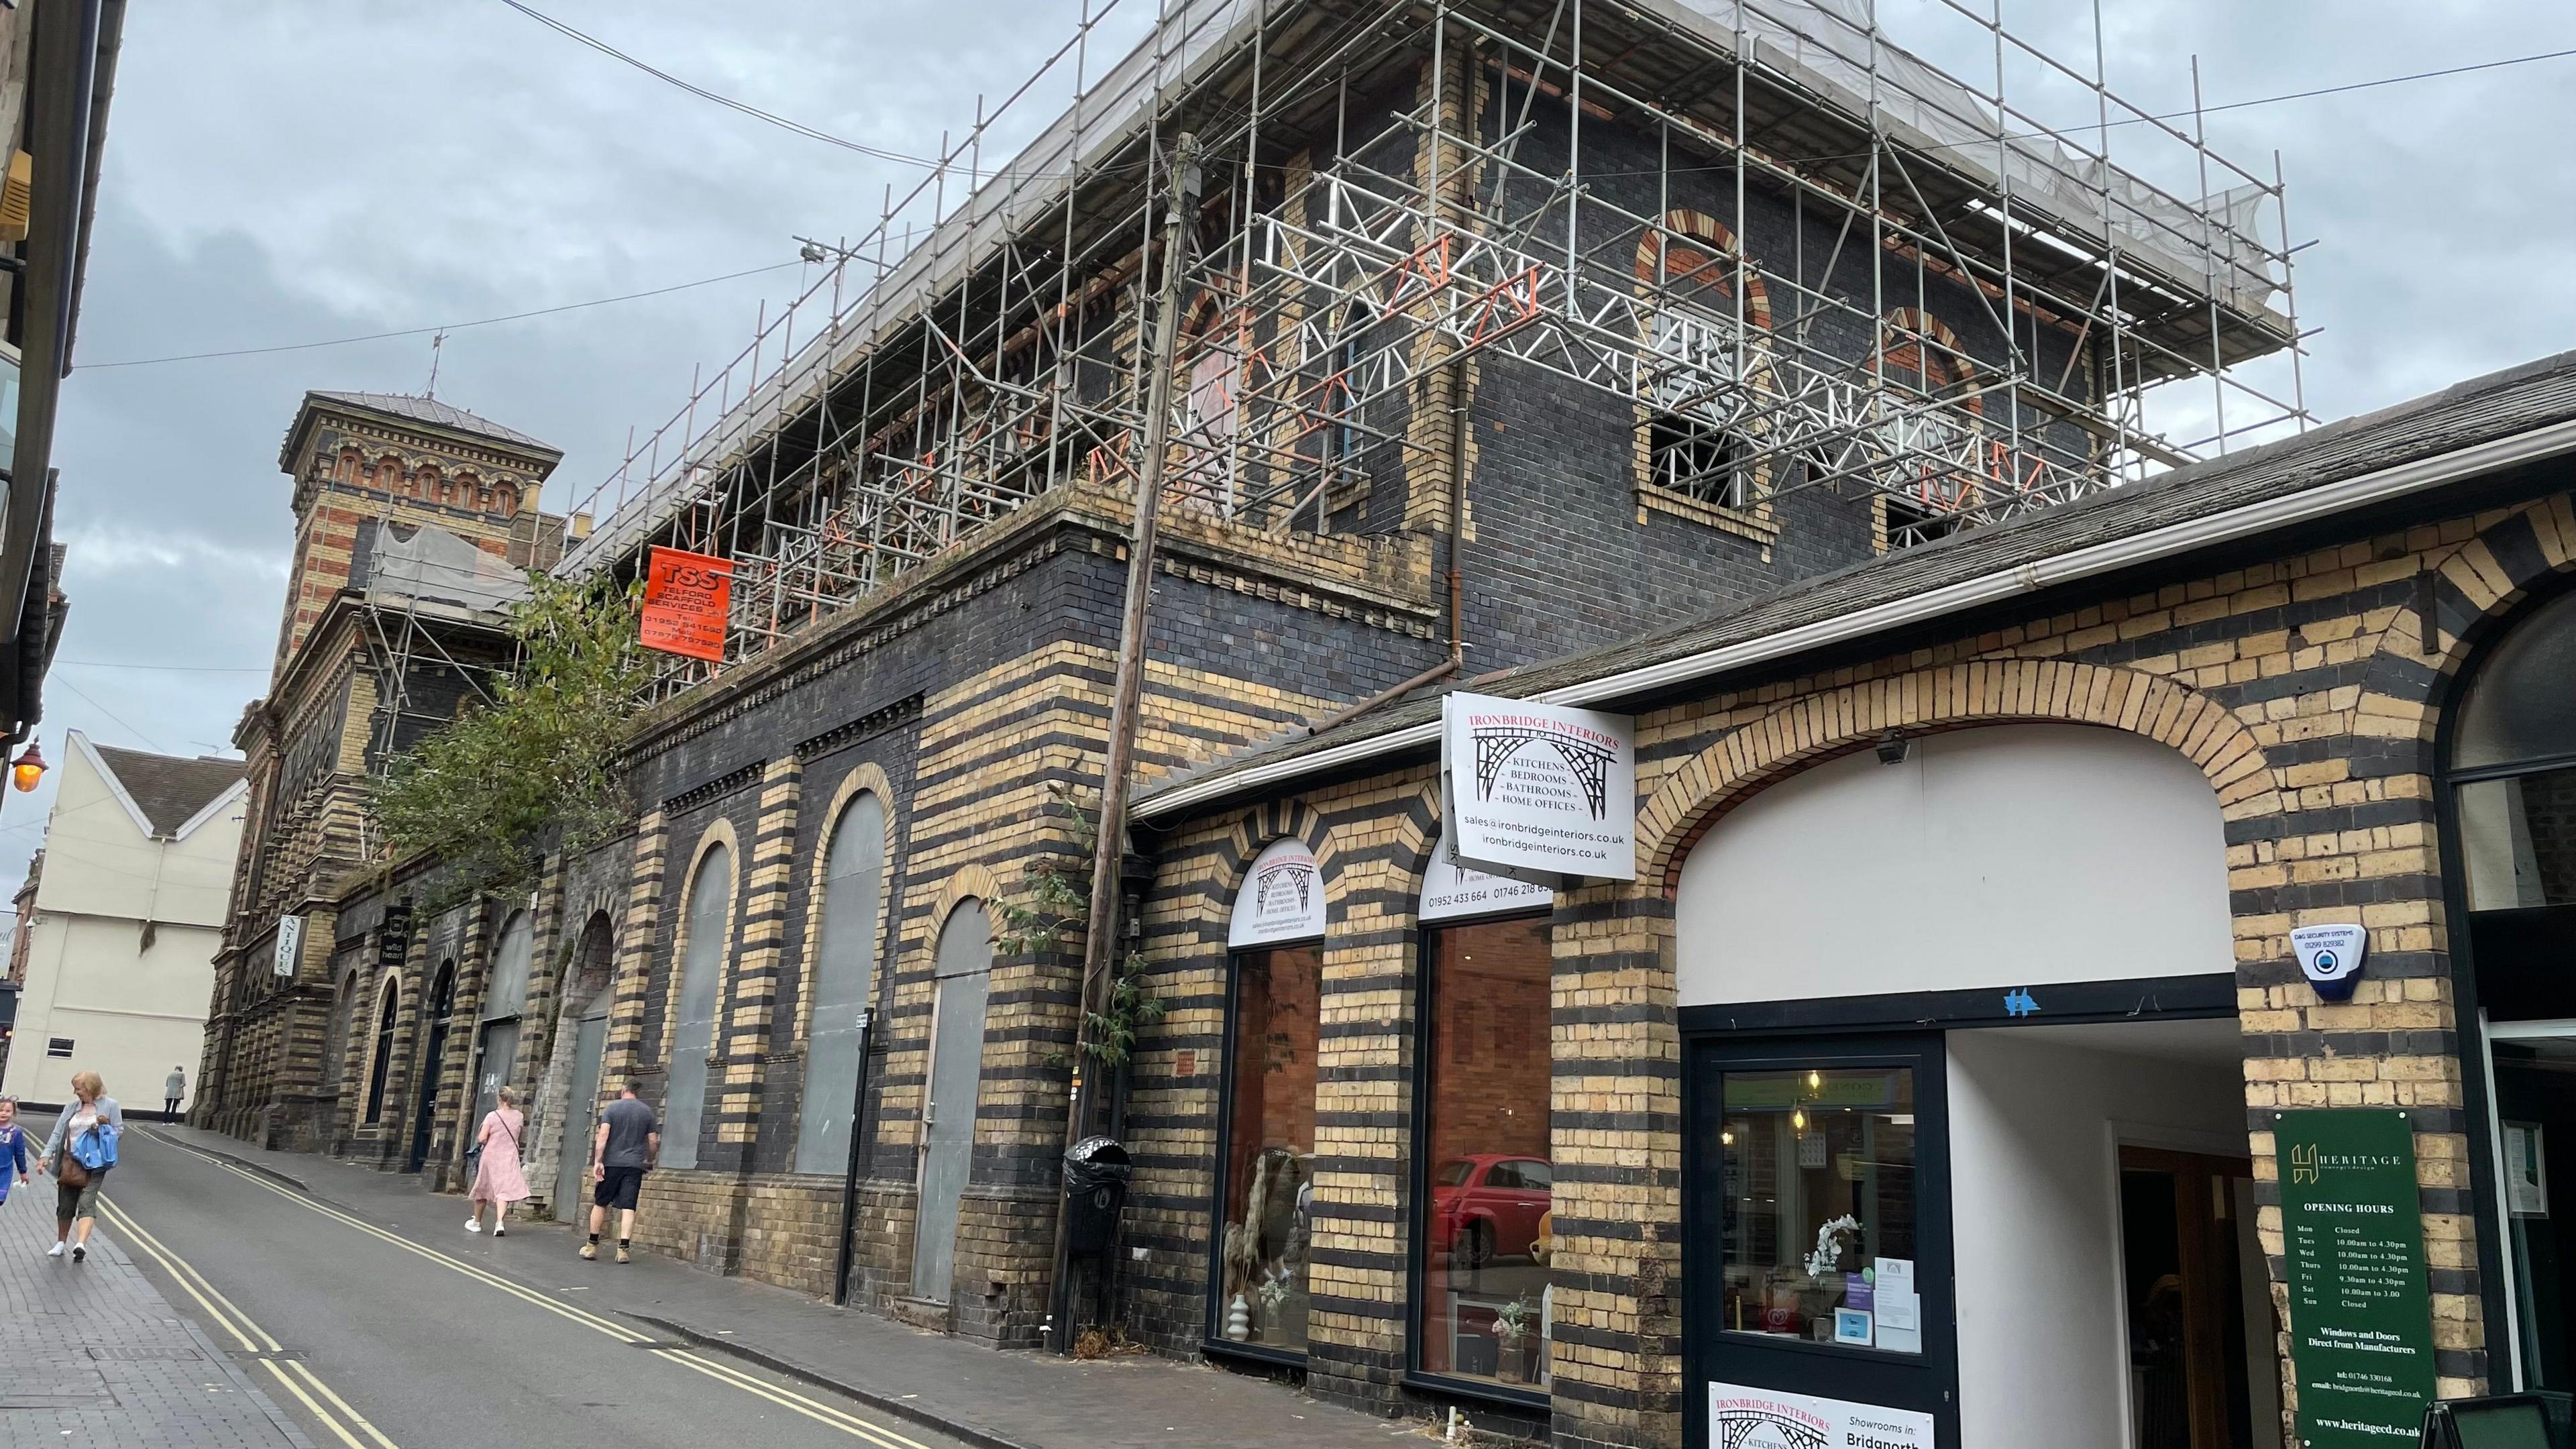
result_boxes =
[465,1084,529,1236]
[38,1071,119,1262]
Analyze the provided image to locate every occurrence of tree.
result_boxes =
[370,572,649,898]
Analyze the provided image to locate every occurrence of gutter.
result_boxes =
[1136,414,2576,822]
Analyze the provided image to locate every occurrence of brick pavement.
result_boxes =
[152,1126,1449,1449]
[0,1145,315,1448]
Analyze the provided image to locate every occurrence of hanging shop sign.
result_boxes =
[1709,1383,1933,1449]
[1440,692,1635,885]
[375,902,413,970]
[639,545,735,663]
[2292,922,2369,1002]
[2276,1108,2437,1449]
[272,914,305,979]
[1419,827,1554,923]
[1228,837,1326,948]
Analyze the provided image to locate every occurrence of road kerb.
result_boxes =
[627,1311,1046,1449]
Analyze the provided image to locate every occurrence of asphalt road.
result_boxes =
[83,1124,975,1449]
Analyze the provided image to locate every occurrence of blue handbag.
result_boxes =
[71,1122,116,1171]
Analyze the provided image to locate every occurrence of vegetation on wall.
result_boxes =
[369,574,650,900]
[996,789,1165,1067]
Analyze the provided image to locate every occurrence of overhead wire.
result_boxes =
[492,0,1124,183]
[83,261,805,370]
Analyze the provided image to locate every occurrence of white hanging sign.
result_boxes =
[1442,692,1636,884]
[1421,828,1553,923]
[272,915,305,979]
[2291,922,2369,1002]
[1709,1383,1934,1449]
[1228,837,1326,948]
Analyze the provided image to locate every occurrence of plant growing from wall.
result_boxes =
[998,786,1165,1067]
[369,574,650,902]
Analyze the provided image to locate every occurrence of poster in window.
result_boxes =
[640,546,734,663]
[1708,1383,1933,1448]
[2506,1121,2548,1217]
[1228,838,1327,948]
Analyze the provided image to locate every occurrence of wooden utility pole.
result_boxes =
[1048,131,1199,1352]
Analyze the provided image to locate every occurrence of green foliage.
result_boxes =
[1082,950,1167,1069]
[1000,792,1165,1069]
[369,573,651,900]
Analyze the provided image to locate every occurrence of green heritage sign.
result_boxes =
[2277,1108,2438,1448]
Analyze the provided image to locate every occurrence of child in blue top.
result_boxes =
[0,1097,29,1203]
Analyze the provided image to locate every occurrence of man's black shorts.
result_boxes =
[594,1165,645,1211]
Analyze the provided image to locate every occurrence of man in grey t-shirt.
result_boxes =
[582,1084,659,1263]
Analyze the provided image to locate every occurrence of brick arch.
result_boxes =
[932,864,1004,942]
[1201,797,1343,949]
[657,816,741,1063]
[2354,498,2576,753]
[1876,306,1982,417]
[794,762,901,1044]
[1635,659,2278,890]
[1635,210,1772,329]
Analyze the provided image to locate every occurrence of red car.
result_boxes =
[1430,1154,1552,1269]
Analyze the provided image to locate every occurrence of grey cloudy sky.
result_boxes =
[0,0,2567,898]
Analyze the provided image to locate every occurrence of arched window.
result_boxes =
[472,910,534,1132]
[662,840,734,1171]
[1636,211,1772,514]
[912,898,993,1301]
[494,482,519,519]
[2449,586,2576,1391]
[794,792,888,1174]
[335,447,360,483]
[379,456,407,496]
[1870,307,1986,545]
[2455,589,2576,916]
[363,972,402,1124]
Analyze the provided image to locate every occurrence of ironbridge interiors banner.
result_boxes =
[1442,692,1636,883]
[1419,828,1554,923]
[1228,837,1327,948]
[1708,1383,1934,1449]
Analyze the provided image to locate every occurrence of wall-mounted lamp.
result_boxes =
[9,741,44,793]
[1874,729,1909,766]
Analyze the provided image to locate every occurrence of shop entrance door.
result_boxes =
[1685,1032,1955,1448]
[554,998,609,1224]
[2481,1017,2576,1391]
[2118,1146,2268,1449]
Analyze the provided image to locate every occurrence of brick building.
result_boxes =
[197,390,571,1152]
[193,0,2348,1441]
[1128,353,2576,1444]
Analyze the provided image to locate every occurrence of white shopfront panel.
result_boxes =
[1676,723,2234,1007]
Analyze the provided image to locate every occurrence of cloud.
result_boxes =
[2,0,2565,910]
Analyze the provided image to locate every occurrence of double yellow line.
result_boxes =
[124,1136,938,1449]
[99,1195,396,1449]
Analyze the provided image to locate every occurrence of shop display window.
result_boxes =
[1215,946,1320,1354]
[1415,915,1554,1393]
[1717,1066,1921,1354]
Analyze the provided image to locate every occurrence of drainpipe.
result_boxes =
[830,1008,876,1306]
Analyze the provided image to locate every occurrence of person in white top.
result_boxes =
[37,1071,121,1263]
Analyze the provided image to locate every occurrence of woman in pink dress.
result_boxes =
[465,1084,531,1236]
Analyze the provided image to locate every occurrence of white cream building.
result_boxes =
[7,733,246,1111]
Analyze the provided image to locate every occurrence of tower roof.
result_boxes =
[282,390,563,473]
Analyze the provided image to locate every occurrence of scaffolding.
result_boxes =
[553,0,2305,690]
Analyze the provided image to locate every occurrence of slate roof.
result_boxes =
[307,391,561,458]
[91,745,246,839]
[1136,347,2576,818]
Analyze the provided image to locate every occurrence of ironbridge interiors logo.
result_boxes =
[1252,858,1315,918]
[1468,715,1618,820]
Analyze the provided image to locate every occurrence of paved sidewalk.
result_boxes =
[0,1146,315,1448]
[151,1126,1442,1449]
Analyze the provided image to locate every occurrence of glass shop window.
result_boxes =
[1718,1066,1921,1354]
[1415,914,1555,1392]
[1216,946,1320,1354]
